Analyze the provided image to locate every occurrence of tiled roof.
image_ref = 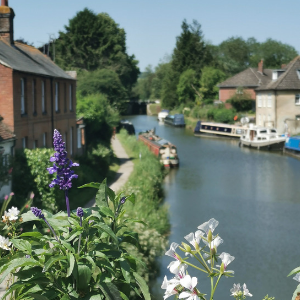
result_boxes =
[256,56,300,91]
[0,39,75,80]
[0,122,15,142]
[218,68,273,88]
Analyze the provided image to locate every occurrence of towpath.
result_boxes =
[0,136,134,299]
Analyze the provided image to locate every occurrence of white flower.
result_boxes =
[168,260,187,275]
[7,206,20,221]
[203,235,223,250]
[217,252,235,274]
[2,211,8,221]
[293,273,300,282]
[184,230,202,249]
[161,276,179,299]
[165,242,180,259]
[197,218,219,235]
[179,275,200,300]
[0,235,12,250]
[230,283,252,297]
[242,284,252,297]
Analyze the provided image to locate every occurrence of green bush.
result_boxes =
[207,108,236,124]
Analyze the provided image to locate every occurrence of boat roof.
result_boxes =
[287,136,300,140]
[200,122,243,129]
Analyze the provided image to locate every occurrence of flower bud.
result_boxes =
[182,242,191,253]
[207,229,212,243]
[220,262,225,274]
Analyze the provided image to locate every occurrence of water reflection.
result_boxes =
[126,115,300,300]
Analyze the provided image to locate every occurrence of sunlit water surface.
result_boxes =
[126,115,300,300]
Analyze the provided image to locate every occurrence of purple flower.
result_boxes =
[76,207,84,218]
[25,255,31,258]
[4,195,8,201]
[31,207,44,219]
[88,220,94,225]
[47,129,79,191]
[120,197,126,204]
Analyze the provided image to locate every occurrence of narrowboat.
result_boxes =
[116,120,135,135]
[194,121,245,138]
[138,130,179,167]
[240,125,286,150]
[164,114,185,127]
[285,136,300,154]
[158,110,169,122]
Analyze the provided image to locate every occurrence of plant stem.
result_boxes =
[210,274,222,300]
[183,261,207,273]
[78,217,82,254]
[192,252,210,272]
[44,218,60,243]
[65,190,70,217]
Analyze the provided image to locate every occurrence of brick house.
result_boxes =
[217,60,273,109]
[255,56,300,134]
[0,0,83,155]
[0,118,15,198]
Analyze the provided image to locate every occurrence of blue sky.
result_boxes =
[11,0,300,72]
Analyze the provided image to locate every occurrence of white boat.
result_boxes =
[157,110,169,122]
[239,125,286,150]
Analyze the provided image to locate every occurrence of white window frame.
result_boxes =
[21,78,25,114]
[295,94,300,105]
[77,127,82,149]
[70,127,73,156]
[257,94,262,107]
[267,93,272,108]
[42,81,46,113]
[263,95,266,107]
[69,84,73,111]
[55,82,59,112]
[43,133,47,147]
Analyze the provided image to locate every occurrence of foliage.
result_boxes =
[207,107,236,124]
[226,88,254,112]
[11,149,63,212]
[55,8,139,98]
[118,130,170,285]
[177,69,197,104]
[76,93,119,147]
[0,180,151,300]
[199,67,226,101]
[77,69,126,106]
[172,20,212,79]
[161,218,252,300]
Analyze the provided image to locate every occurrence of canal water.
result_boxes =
[126,115,300,300]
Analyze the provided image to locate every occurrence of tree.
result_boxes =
[172,19,212,79]
[199,66,226,102]
[133,65,155,100]
[161,63,178,108]
[176,69,197,104]
[55,8,139,95]
[77,69,126,106]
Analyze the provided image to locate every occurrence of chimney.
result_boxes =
[0,0,15,44]
[258,59,264,74]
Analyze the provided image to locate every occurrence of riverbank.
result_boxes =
[117,130,170,293]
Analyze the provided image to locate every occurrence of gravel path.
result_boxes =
[0,136,134,299]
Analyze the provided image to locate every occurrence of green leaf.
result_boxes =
[119,232,139,249]
[78,182,100,189]
[82,255,96,273]
[95,178,109,207]
[0,258,40,284]
[43,256,67,272]
[29,294,50,300]
[77,263,92,292]
[133,272,151,300]
[119,291,130,300]
[106,186,115,203]
[66,253,75,277]
[95,223,118,243]
[119,258,131,283]
[65,230,82,242]
[99,206,115,218]
[123,218,147,226]
[12,239,32,253]
[19,232,43,238]
[288,267,300,277]
[126,193,135,205]
[99,282,122,300]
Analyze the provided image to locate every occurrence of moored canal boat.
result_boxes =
[240,125,286,150]
[194,121,245,138]
[157,110,169,122]
[284,136,300,155]
[164,114,185,127]
[138,130,179,167]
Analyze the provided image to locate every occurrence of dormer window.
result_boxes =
[272,70,285,80]
[297,70,300,79]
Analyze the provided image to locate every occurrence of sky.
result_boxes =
[10,0,300,72]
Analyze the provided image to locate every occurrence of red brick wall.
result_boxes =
[0,64,13,130]
[219,88,256,103]
[11,71,77,155]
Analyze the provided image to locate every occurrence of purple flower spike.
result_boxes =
[120,197,126,204]
[47,129,79,191]
[31,207,44,219]
[77,207,84,218]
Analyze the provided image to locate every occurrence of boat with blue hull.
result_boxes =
[285,136,300,154]
[194,121,245,138]
[164,114,185,127]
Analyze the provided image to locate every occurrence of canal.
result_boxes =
[126,115,300,300]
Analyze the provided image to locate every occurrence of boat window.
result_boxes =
[270,129,277,133]
[260,130,267,134]
[236,129,244,134]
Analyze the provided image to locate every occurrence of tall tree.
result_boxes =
[55,8,139,95]
[161,63,178,108]
[172,19,212,79]
[176,69,197,104]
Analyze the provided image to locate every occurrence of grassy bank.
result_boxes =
[117,130,170,286]
[148,103,161,115]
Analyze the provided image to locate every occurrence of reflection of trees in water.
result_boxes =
[163,169,179,186]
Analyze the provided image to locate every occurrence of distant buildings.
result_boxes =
[218,58,300,134]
